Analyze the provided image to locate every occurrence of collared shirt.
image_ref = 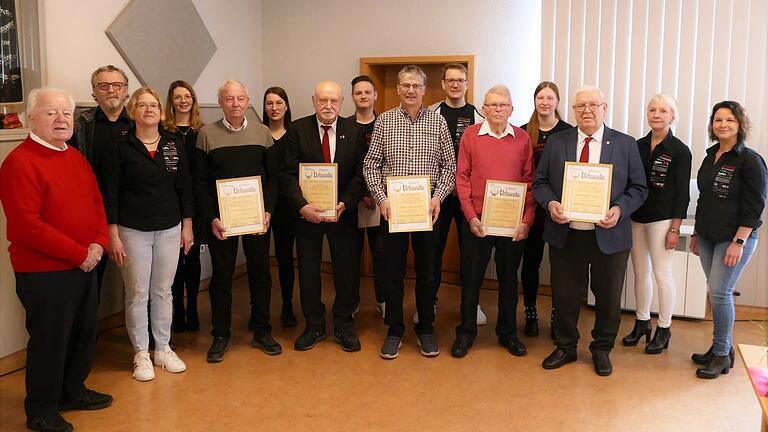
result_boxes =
[316,117,338,163]
[363,105,456,204]
[92,107,131,177]
[571,124,605,230]
[222,116,248,132]
[30,132,68,151]
[478,120,515,140]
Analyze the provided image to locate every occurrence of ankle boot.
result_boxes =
[695,354,732,379]
[524,306,539,337]
[691,345,735,368]
[621,319,651,346]
[644,326,671,354]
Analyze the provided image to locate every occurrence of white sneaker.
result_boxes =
[132,351,155,382]
[376,302,386,319]
[477,305,487,326]
[154,346,187,373]
[412,304,437,324]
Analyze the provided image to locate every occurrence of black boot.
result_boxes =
[621,319,651,346]
[524,306,539,337]
[696,354,732,379]
[691,345,735,368]
[645,326,671,354]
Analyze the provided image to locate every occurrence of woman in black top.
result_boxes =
[164,80,205,332]
[690,101,767,379]
[520,81,572,338]
[262,86,297,327]
[622,94,691,354]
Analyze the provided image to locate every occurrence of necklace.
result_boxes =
[177,125,191,136]
[140,135,160,146]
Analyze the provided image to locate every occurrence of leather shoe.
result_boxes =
[692,345,735,368]
[333,330,361,352]
[252,333,282,355]
[524,318,539,337]
[206,336,229,363]
[542,348,577,370]
[59,388,113,411]
[696,354,732,379]
[592,353,613,376]
[499,336,528,357]
[451,337,473,358]
[26,413,73,432]
[294,329,327,351]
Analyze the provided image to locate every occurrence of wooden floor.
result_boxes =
[1,267,765,432]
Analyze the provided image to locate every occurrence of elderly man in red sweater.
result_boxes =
[0,88,112,432]
[451,84,536,358]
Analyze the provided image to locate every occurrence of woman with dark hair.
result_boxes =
[262,86,297,326]
[690,100,767,379]
[519,81,572,337]
[164,80,205,332]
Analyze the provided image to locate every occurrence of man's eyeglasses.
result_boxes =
[443,79,467,85]
[484,103,511,111]
[573,102,604,113]
[95,82,126,91]
[399,83,424,91]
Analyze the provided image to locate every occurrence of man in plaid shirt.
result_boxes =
[363,65,456,359]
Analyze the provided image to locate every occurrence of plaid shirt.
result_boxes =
[363,106,456,204]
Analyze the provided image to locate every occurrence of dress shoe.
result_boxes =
[333,330,361,352]
[499,336,528,357]
[59,388,113,411]
[592,353,613,376]
[524,319,539,337]
[281,303,298,327]
[206,336,229,363]
[26,413,73,432]
[692,345,735,368]
[451,337,473,358]
[645,326,671,354]
[294,329,327,351]
[542,348,577,370]
[696,354,732,379]
[621,319,651,346]
[252,333,282,355]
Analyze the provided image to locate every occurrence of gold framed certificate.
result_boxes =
[480,179,526,237]
[216,176,267,237]
[299,163,338,221]
[387,175,432,233]
[561,162,613,223]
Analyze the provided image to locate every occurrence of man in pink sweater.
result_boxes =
[451,85,536,358]
[0,88,112,432]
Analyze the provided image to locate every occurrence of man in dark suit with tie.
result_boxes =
[281,81,366,352]
[532,85,647,376]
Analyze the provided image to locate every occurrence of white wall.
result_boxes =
[261,0,542,125]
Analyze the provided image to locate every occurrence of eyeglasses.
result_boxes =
[573,102,604,113]
[484,103,511,111]
[172,94,194,101]
[399,83,424,91]
[443,78,467,85]
[95,82,126,91]
[136,102,160,110]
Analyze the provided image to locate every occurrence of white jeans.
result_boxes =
[630,220,676,328]
[119,224,180,352]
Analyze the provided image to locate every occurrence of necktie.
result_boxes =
[579,136,592,163]
[321,125,331,163]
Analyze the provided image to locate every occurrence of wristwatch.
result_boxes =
[733,237,746,245]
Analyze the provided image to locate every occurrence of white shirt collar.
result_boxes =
[478,120,515,139]
[223,116,248,131]
[316,117,338,133]
[577,124,605,144]
[30,132,68,151]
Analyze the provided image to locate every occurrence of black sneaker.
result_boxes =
[294,329,326,351]
[417,333,440,357]
[380,335,402,359]
[58,388,113,411]
[333,330,361,352]
[252,333,282,355]
[26,413,73,432]
[206,336,229,363]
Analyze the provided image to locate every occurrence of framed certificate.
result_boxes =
[561,162,613,223]
[387,175,432,233]
[480,180,526,237]
[216,176,267,237]
[299,163,338,221]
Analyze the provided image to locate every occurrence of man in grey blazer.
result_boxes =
[532,85,647,376]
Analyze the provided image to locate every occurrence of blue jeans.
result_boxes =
[697,236,757,356]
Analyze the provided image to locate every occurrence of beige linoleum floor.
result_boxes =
[1,267,765,432]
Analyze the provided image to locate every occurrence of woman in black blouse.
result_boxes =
[262,86,297,327]
[622,94,691,354]
[164,80,205,332]
[520,81,572,337]
[690,101,767,379]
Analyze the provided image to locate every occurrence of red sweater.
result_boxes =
[456,123,536,224]
[0,136,108,272]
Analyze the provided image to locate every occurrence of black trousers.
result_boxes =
[456,222,525,341]
[520,224,546,307]
[382,218,441,337]
[15,269,98,418]
[295,214,360,333]
[208,233,272,338]
[357,224,386,303]
[548,229,629,355]
[94,257,108,303]
[272,200,296,306]
[171,244,201,325]
[433,194,464,296]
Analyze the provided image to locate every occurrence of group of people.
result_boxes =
[0,63,766,432]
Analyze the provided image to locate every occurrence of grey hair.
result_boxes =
[647,93,678,121]
[484,84,513,105]
[397,65,427,86]
[217,79,249,99]
[571,85,606,105]
[27,87,76,114]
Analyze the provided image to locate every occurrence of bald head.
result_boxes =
[312,81,343,125]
